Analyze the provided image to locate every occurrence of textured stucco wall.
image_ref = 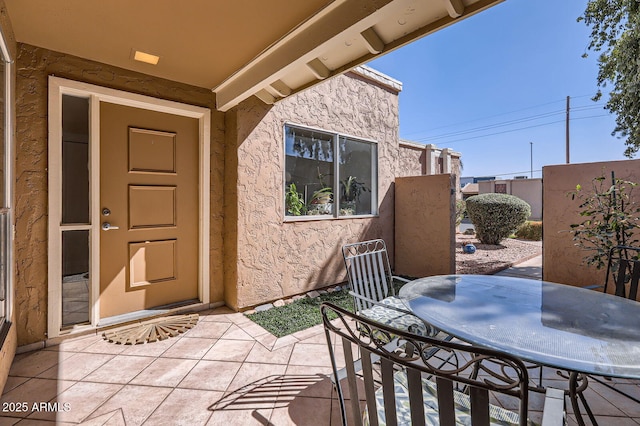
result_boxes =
[397,143,461,199]
[543,159,640,288]
[226,72,399,309]
[450,156,461,198]
[15,44,225,345]
[395,174,455,277]
[397,144,425,177]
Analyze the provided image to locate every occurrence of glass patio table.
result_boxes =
[399,274,640,426]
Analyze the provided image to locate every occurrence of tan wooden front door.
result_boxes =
[99,102,199,318]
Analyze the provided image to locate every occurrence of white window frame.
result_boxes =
[283,123,378,221]
[0,30,13,329]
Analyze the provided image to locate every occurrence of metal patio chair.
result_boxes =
[341,239,440,338]
[583,245,640,405]
[601,245,640,301]
[321,302,566,426]
[336,239,456,385]
[583,245,640,300]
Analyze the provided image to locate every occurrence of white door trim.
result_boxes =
[47,76,210,338]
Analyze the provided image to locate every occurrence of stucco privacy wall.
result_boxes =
[395,174,455,277]
[398,141,426,176]
[15,44,225,346]
[397,140,462,199]
[543,159,640,288]
[225,71,400,309]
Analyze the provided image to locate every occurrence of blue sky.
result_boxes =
[368,0,630,179]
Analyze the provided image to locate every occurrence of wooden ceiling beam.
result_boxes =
[214,0,395,111]
[254,89,276,105]
[306,58,330,80]
[442,0,465,18]
[360,27,385,54]
[270,80,292,97]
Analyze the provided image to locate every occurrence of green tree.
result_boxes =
[568,173,640,269]
[580,0,640,157]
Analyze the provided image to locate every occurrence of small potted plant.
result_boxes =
[340,176,369,215]
[285,183,306,216]
[308,186,333,215]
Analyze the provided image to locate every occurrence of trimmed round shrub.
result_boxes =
[455,199,466,227]
[515,221,542,241]
[466,193,531,245]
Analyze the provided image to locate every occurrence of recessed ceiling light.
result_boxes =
[133,50,160,65]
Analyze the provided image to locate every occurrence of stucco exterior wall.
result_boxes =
[15,44,225,345]
[397,141,461,199]
[395,174,455,277]
[543,159,640,288]
[450,156,462,198]
[226,72,399,309]
[397,143,425,177]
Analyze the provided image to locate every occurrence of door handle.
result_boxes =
[101,222,120,231]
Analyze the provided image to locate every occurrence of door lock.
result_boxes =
[101,222,119,231]
[102,208,111,216]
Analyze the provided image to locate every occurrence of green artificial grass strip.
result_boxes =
[245,280,408,338]
[246,289,354,338]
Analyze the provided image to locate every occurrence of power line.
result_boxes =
[441,114,610,145]
[410,103,607,143]
[403,94,601,138]
[417,109,566,142]
[491,169,543,177]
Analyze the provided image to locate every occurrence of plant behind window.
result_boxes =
[285,183,306,216]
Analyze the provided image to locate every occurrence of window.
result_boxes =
[61,95,90,326]
[284,124,377,218]
[0,31,11,330]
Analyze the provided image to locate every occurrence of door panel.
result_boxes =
[129,128,177,173]
[129,239,177,287]
[129,185,177,229]
[100,103,199,318]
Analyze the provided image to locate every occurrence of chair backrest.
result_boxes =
[604,245,640,301]
[342,239,395,312]
[322,302,530,426]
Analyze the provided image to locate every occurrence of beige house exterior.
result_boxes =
[224,66,401,309]
[0,0,507,393]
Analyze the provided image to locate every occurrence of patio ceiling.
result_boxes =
[5,0,504,111]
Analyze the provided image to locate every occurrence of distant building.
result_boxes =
[461,183,479,200]
[460,176,496,187]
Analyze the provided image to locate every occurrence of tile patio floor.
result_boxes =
[1,257,639,425]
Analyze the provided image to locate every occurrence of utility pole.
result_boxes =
[566,95,570,163]
[530,142,533,178]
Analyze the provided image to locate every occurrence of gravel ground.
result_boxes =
[456,234,542,275]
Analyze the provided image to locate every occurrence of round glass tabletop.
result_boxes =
[399,275,640,378]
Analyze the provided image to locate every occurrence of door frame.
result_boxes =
[47,76,210,338]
